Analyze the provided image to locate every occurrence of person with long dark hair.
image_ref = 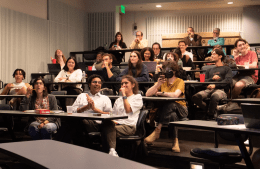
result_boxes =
[51,49,67,69]
[20,77,60,139]
[141,47,154,61]
[54,56,83,108]
[109,32,127,63]
[116,51,149,82]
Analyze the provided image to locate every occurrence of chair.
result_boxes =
[190,114,253,169]
[117,110,149,159]
[83,53,96,66]
[99,88,113,95]
[51,91,67,111]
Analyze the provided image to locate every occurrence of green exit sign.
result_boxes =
[121,5,125,14]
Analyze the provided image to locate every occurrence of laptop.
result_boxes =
[48,64,61,74]
[142,61,157,72]
[241,103,260,129]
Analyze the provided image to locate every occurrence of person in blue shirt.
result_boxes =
[207,28,225,55]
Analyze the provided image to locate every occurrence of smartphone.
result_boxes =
[159,75,165,79]
[114,45,117,47]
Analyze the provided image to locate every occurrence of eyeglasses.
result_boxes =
[213,32,219,34]
[144,53,151,55]
[136,35,141,37]
[92,81,102,84]
[121,82,129,86]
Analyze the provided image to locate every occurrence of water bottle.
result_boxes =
[178,58,183,68]
[82,71,86,82]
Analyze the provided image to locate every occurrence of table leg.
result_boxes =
[234,133,254,169]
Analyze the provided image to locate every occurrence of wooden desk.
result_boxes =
[228,98,260,103]
[169,120,258,169]
[0,140,155,169]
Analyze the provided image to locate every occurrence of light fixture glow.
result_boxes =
[156,5,162,8]
[227,2,233,4]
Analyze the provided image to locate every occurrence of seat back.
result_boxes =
[51,91,67,95]
[83,53,96,60]
[100,88,113,95]
[119,62,128,69]
[134,110,148,138]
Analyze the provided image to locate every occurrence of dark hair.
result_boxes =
[32,77,48,98]
[162,61,180,78]
[121,75,139,94]
[128,51,143,77]
[141,47,154,61]
[136,31,143,36]
[55,49,67,64]
[188,27,194,32]
[165,52,178,61]
[112,32,124,47]
[63,56,80,71]
[234,38,248,48]
[87,74,104,89]
[13,69,26,79]
[178,41,187,45]
[97,52,104,57]
[152,42,161,49]
[173,47,182,59]
[213,49,226,61]
[102,53,113,60]
[213,45,223,50]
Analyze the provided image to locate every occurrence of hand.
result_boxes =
[156,65,162,71]
[58,77,67,81]
[157,77,166,86]
[119,87,126,96]
[26,86,33,97]
[6,83,14,89]
[38,123,44,129]
[212,75,220,80]
[86,94,93,109]
[65,79,71,82]
[233,49,239,59]
[156,92,165,96]
[207,84,215,90]
[51,57,54,61]
[135,38,139,43]
[190,32,194,38]
[111,46,116,50]
[103,61,109,68]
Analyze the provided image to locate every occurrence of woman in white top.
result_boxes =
[54,56,83,109]
[102,75,143,157]
[0,69,30,109]
[51,49,67,69]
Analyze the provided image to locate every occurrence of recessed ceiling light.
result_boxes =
[156,5,162,8]
[227,2,233,4]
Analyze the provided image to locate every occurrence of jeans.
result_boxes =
[28,121,57,140]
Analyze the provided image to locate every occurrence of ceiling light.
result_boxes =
[156,5,162,8]
[227,2,233,4]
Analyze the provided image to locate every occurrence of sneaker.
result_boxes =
[109,148,119,157]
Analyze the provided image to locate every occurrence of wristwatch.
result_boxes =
[123,96,127,100]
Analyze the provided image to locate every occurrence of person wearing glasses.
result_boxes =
[207,28,225,55]
[145,61,188,153]
[152,42,166,60]
[20,77,60,140]
[130,31,148,49]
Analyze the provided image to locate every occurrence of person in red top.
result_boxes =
[232,38,258,99]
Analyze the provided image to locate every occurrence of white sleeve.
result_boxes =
[54,70,65,82]
[69,69,82,82]
[103,96,112,112]
[129,94,143,114]
[72,94,87,108]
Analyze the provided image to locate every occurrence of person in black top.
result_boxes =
[173,47,195,69]
[109,32,127,64]
[101,53,121,94]
[192,49,232,120]
[152,42,165,60]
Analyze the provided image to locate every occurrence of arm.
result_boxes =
[215,67,233,89]
[108,67,120,81]
[194,35,202,46]
[122,42,127,48]
[0,83,12,96]
[249,52,258,68]
[204,69,210,82]
[129,40,137,49]
[116,68,128,82]
[69,69,82,82]
[139,39,148,48]
[54,70,65,82]
[163,80,184,98]
[146,82,161,96]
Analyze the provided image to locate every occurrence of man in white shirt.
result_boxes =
[72,74,112,133]
[178,41,194,61]
[130,31,148,49]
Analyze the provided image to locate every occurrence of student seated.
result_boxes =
[173,47,195,69]
[192,49,232,120]
[51,49,67,69]
[141,47,154,62]
[0,69,30,109]
[145,61,188,153]
[20,77,60,139]
[102,75,143,157]
[92,52,104,71]
[54,56,83,109]
[109,32,127,63]
[117,51,149,82]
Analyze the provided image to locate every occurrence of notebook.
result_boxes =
[241,103,260,129]
[48,64,61,74]
[142,61,157,72]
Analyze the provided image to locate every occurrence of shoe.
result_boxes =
[144,127,161,144]
[109,148,119,157]
[217,104,227,111]
[172,138,180,153]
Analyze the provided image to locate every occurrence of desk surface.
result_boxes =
[170,120,260,136]
[230,98,260,103]
[0,110,127,120]
[0,140,155,169]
